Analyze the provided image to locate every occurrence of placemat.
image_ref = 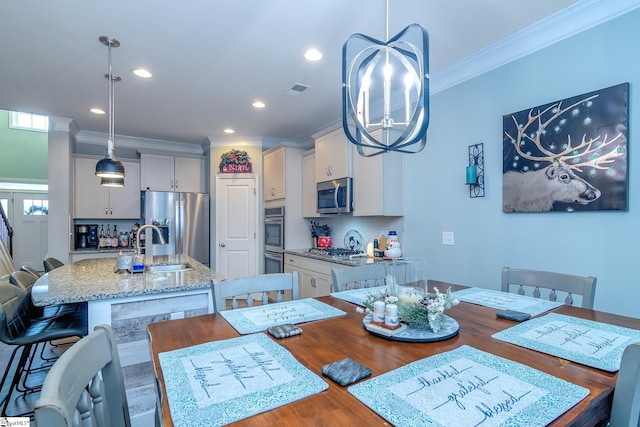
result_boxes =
[330,286,386,306]
[492,312,640,372]
[452,287,562,316]
[219,298,346,334]
[348,345,588,427]
[159,333,328,427]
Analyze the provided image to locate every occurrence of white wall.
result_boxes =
[404,9,640,318]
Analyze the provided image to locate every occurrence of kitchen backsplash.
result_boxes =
[309,216,405,252]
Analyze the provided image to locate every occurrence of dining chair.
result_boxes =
[501,266,597,309]
[331,264,387,292]
[212,272,299,311]
[609,342,640,427]
[43,257,64,272]
[0,282,87,417]
[34,324,133,427]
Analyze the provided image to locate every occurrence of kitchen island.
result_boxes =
[32,254,224,427]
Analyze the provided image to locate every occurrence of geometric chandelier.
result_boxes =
[342,1,429,157]
[95,35,125,186]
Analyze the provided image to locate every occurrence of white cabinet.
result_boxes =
[315,128,352,183]
[140,153,205,193]
[74,157,141,219]
[263,147,286,201]
[353,142,404,216]
[284,254,351,298]
[302,151,318,217]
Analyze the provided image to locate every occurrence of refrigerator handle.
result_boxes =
[176,198,184,254]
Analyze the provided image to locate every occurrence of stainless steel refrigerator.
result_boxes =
[142,191,210,266]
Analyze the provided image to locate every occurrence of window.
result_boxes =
[9,111,49,132]
[23,199,48,215]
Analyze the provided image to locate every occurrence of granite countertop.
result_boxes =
[70,248,135,254]
[32,254,225,306]
[284,248,387,267]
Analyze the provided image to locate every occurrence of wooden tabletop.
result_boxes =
[147,282,640,426]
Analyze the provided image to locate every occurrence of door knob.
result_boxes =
[219,242,226,247]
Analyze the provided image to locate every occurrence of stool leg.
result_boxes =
[0,343,31,417]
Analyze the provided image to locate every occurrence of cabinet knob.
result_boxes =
[175,180,179,189]
[219,242,226,247]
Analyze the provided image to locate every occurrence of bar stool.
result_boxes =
[0,282,87,417]
[20,265,41,279]
[43,257,64,273]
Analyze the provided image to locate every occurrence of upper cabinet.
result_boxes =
[74,157,141,219]
[352,143,404,216]
[314,128,352,183]
[263,147,286,201]
[302,151,318,217]
[140,153,205,193]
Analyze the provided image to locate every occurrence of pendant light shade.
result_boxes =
[96,36,125,183]
[100,176,125,187]
[342,1,429,157]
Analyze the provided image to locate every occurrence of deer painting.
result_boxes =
[503,84,628,212]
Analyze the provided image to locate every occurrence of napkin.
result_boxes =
[267,323,302,339]
[322,358,372,386]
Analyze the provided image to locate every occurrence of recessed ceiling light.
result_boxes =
[304,48,323,61]
[90,108,106,115]
[133,68,152,78]
[224,128,235,134]
[252,101,266,109]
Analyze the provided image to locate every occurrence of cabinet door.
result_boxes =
[315,129,352,183]
[263,148,286,201]
[174,157,205,193]
[313,273,333,297]
[109,161,141,219]
[302,153,317,217]
[74,157,110,218]
[140,153,174,191]
[353,140,404,216]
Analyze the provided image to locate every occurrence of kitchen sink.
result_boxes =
[145,262,193,273]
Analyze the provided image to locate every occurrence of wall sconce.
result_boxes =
[466,143,484,198]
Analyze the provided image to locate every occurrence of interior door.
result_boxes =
[215,175,258,280]
[13,192,48,271]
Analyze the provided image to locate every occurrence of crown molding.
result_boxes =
[430,0,640,94]
[74,130,204,156]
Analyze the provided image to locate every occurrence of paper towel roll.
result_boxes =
[366,241,374,257]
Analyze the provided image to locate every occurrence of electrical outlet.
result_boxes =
[442,231,454,246]
[170,311,185,320]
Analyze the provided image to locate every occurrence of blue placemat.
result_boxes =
[348,345,589,427]
[159,333,328,427]
[452,287,562,316]
[492,312,640,372]
[331,286,386,306]
[219,298,346,334]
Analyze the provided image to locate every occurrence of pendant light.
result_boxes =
[95,35,125,185]
[342,0,429,157]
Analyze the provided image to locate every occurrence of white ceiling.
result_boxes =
[0,0,606,148]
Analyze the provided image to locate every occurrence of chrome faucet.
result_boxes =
[136,224,167,255]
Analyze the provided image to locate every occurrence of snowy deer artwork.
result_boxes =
[503,83,628,212]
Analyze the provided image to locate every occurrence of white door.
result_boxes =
[215,175,259,280]
[13,192,48,271]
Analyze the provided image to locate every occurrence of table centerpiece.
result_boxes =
[363,275,459,334]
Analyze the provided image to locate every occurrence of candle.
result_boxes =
[466,165,478,185]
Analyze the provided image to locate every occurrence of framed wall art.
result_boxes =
[502,83,628,212]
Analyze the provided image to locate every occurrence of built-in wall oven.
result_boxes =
[264,206,284,273]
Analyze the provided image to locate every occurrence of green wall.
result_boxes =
[0,109,48,181]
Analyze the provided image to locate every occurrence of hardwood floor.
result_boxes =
[0,338,75,418]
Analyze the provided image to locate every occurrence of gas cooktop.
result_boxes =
[308,248,364,257]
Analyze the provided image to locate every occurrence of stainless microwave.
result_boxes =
[317,178,353,214]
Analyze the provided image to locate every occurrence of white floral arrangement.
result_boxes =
[363,275,459,333]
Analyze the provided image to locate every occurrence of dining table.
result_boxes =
[147,280,640,426]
